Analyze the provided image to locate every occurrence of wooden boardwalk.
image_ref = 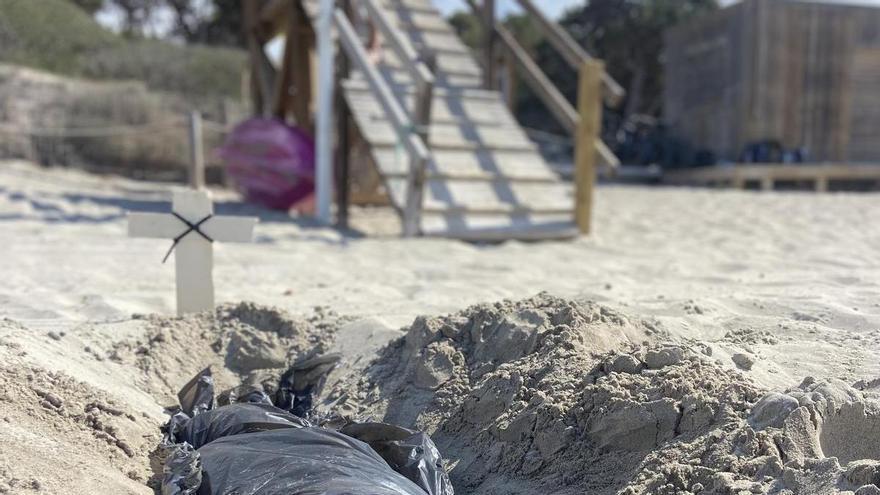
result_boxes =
[304,0,580,240]
[663,164,880,191]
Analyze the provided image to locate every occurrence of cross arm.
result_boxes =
[128,212,186,239]
[202,216,258,243]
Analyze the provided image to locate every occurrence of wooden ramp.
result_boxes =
[303,0,580,240]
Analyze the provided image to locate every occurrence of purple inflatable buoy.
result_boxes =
[218,118,315,210]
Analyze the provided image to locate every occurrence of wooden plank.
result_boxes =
[384,178,574,214]
[372,147,559,182]
[344,87,520,128]
[420,213,579,241]
[348,111,537,151]
[349,68,481,90]
[574,60,602,234]
[380,48,482,78]
[664,163,880,185]
[496,23,577,132]
[363,0,435,88]
[400,30,474,55]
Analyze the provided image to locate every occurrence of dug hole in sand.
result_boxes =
[2,295,880,495]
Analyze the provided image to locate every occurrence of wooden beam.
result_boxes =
[243,0,277,116]
[574,60,602,234]
[502,49,517,110]
[496,24,577,132]
[291,1,313,128]
[258,0,288,40]
[513,0,624,107]
[335,43,351,228]
[273,1,296,119]
[665,163,880,188]
[482,0,497,89]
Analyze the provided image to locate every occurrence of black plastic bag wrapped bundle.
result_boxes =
[161,362,454,495]
[341,423,454,495]
[197,428,429,494]
[174,402,310,449]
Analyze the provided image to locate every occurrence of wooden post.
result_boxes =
[334,26,351,229]
[188,111,205,190]
[242,0,267,115]
[403,51,436,237]
[574,60,603,235]
[502,50,517,110]
[482,0,496,89]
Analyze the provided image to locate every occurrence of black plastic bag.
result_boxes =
[216,384,273,407]
[161,443,202,495]
[177,367,214,417]
[275,353,341,418]
[196,427,429,495]
[173,402,310,449]
[161,361,454,495]
[341,423,454,495]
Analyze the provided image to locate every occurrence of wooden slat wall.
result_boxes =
[664,0,880,163]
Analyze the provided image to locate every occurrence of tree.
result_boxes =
[165,0,243,47]
[107,0,159,37]
[555,0,719,119]
[70,0,104,15]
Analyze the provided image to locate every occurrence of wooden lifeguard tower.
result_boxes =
[241,0,623,240]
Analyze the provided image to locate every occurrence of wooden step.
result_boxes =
[372,148,561,182]
[345,79,510,102]
[420,213,579,241]
[344,86,520,128]
[351,68,481,90]
[352,117,537,152]
[380,48,483,79]
[384,178,573,214]
[387,9,456,34]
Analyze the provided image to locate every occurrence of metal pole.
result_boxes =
[188,111,205,190]
[315,0,335,224]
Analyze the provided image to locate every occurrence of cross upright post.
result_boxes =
[128,189,257,316]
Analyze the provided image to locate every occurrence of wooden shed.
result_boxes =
[664,0,880,163]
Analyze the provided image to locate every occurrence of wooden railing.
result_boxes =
[360,0,436,164]
[513,0,624,106]
[467,0,622,233]
[333,7,433,237]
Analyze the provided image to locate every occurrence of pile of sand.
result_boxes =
[0,304,345,493]
[4,295,880,494]
[322,294,880,495]
[0,319,157,493]
[107,302,346,408]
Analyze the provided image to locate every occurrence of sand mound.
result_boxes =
[107,302,344,407]
[323,294,880,495]
[4,295,880,494]
[0,320,157,493]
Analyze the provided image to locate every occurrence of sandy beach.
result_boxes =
[1,159,880,494]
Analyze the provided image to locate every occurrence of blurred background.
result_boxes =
[3,0,880,193]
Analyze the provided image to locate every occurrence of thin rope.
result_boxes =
[161,212,214,263]
[0,117,230,138]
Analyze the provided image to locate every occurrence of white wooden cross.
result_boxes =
[128,189,257,316]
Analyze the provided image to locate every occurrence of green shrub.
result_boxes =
[0,0,246,101]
